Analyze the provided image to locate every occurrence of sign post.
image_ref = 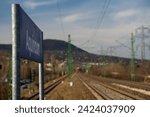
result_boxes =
[12,4,21,100]
[12,4,44,100]
[39,63,44,100]
[39,33,44,100]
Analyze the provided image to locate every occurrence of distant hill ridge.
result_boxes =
[0,44,11,51]
[0,39,141,63]
[43,39,86,52]
[0,39,86,53]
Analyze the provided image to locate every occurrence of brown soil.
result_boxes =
[144,77,150,84]
[46,73,96,100]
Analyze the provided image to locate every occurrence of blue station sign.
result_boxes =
[19,6,43,63]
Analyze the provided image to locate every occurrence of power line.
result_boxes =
[92,0,108,36]
[80,0,111,47]
[79,0,108,47]
[80,0,108,47]
[57,0,66,40]
[91,0,111,40]
[115,40,131,50]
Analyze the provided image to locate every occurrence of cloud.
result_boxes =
[114,9,139,19]
[62,13,91,23]
[23,0,57,9]
[63,14,81,22]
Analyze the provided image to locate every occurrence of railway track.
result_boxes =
[87,74,150,91]
[78,73,143,100]
[92,82,143,100]
[25,75,66,100]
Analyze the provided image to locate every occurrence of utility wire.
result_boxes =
[57,0,66,40]
[91,0,111,40]
[80,0,111,47]
[79,0,108,47]
[115,40,131,50]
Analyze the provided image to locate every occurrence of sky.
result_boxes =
[0,0,150,59]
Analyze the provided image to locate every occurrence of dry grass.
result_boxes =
[89,62,150,82]
[0,82,8,100]
[0,53,9,100]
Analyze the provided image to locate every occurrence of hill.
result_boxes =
[0,44,11,52]
[44,39,86,52]
[0,39,139,63]
[0,39,89,62]
[0,39,86,52]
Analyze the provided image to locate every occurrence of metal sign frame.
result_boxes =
[12,4,44,100]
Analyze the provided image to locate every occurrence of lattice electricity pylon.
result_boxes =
[130,33,136,81]
[135,25,150,62]
[67,34,73,78]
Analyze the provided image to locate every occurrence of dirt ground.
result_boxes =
[45,73,96,100]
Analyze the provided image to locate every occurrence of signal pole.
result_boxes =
[141,26,145,62]
[67,34,73,86]
[130,33,135,81]
[101,46,106,77]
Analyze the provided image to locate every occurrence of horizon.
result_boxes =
[0,0,150,59]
